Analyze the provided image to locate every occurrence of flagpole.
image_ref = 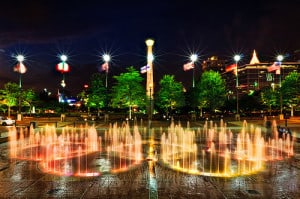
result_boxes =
[192,67,195,88]
[16,54,25,119]
[105,66,108,88]
[103,54,110,88]
[277,55,284,119]
[190,54,198,88]
[234,55,241,121]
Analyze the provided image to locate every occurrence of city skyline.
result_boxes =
[0,1,299,95]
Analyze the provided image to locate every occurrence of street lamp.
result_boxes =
[234,54,241,120]
[15,54,27,119]
[277,55,284,86]
[102,54,110,88]
[56,54,70,114]
[190,54,198,88]
[16,54,26,88]
[58,54,69,88]
[277,54,284,119]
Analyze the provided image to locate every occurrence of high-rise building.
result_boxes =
[223,50,300,99]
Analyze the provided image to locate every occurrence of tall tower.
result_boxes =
[145,39,154,97]
[145,39,154,119]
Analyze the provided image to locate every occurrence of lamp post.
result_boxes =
[60,54,68,88]
[190,54,198,88]
[277,54,284,119]
[234,54,241,120]
[15,54,26,120]
[56,54,69,114]
[102,54,110,88]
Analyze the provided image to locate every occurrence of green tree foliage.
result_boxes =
[0,82,19,117]
[156,75,185,116]
[260,87,278,115]
[22,89,38,114]
[86,73,107,116]
[196,70,226,112]
[111,66,146,119]
[281,71,300,116]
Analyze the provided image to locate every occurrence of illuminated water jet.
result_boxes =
[9,124,143,177]
[160,120,294,177]
[8,119,294,178]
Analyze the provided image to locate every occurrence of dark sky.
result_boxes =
[0,0,299,95]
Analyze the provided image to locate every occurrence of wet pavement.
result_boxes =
[0,117,299,199]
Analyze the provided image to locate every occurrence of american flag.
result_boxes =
[101,62,109,73]
[225,63,237,72]
[56,62,70,73]
[140,65,150,73]
[183,62,194,71]
[268,62,280,72]
[14,62,27,74]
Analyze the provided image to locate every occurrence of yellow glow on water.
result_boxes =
[160,120,293,177]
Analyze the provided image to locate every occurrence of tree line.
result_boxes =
[1,66,299,119]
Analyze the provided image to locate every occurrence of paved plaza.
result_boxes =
[0,117,299,199]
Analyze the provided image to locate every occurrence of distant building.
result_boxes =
[201,56,227,73]
[222,50,300,99]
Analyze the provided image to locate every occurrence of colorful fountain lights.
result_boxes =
[160,120,294,177]
[9,124,143,177]
[8,120,294,177]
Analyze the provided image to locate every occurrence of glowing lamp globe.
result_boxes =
[277,55,284,62]
[60,54,68,62]
[190,54,198,62]
[145,39,154,47]
[234,55,241,62]
[103,54,110,62]
[16,54,25,62]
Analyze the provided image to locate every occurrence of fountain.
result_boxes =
[8,119,294,178]
[160,120,294,177]
[9,123,143,177]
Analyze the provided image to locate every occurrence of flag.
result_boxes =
[14,62,27,74]
[101,62,109,73]
[225,63,236,72]
[268,62,280,72]
[56,62,70,72]
[183,62,194,71]
[140,65,150,73]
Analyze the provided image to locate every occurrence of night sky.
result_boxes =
[0,0,299,95]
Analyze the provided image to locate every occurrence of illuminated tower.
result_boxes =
[145,39,154,96]
[145,39,154,119]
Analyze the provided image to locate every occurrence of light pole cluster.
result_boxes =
[8,44,289,124]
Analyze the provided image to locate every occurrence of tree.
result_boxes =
[111,66,146,119]
[22,89,38,114]
[156,75,185,117]
[0,82,19,117]
[195,70,226,113]
[281,71,300,116]
[86,73,107,116]
[260,87,278,115]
